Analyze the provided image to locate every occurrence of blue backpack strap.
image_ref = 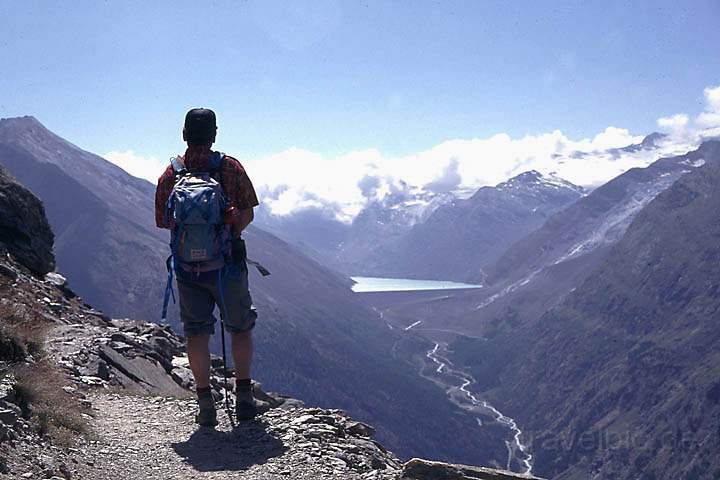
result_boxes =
[209,151,224,171]
[170,156,186,174]
[209,151,227,207]
[160,254,176,324]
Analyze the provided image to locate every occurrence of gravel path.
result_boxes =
[73,392,402,480]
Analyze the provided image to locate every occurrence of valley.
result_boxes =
[352,279,533,474]
[345,139,720,478]
[3,113,720,478]
[4,6,719,479]
[423,342,533,476]
[0,116,507,465]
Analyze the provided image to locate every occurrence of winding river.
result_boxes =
[358,279,532,474]
[422,341,533,475]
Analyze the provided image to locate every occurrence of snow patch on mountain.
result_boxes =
[553,172,689,265]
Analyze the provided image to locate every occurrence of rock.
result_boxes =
[0,376,16,402]
[170,367,194,389]
[106,341,133,353]
[209,354,224,369]
[0,263,17,279]
[81,308,111,324]
[109,333,139,347]
[346,421,375,438]
[79,376,106,387]
[171,355,190,368]
[44,272,77,299]
[278,397,305,410]
[77,356,109,380]
[58,462,72,479]
[147,336,182,360]
[0,408,18,426]
[0,165,55,275]
[0,400,21,417]
[401,458,545,480]
[44,272,67,287]
[292,414,320,426]
[98,345,188,397]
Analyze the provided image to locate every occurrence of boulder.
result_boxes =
[346,420,375,438]
[77,355,110,380]
[252,381,286,409]
[401,458,545,480]
[0,408,18,426]
[147,335,182,361]
[0,376,16,402]
[170,366,194,389]
[0,399,20,413]
[0,263,17,279]
[44,272,67,287]
[0,165,54,275]
[98,345,187,397]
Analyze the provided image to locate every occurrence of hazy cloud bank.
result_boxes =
[106,84,719,223]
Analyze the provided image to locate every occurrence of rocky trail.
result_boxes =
[3,261,401,480]
[71,391,401,480]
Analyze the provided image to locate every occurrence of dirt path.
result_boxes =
[73,392,401,480]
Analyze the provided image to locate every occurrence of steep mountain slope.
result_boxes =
[0,117,167,320]
[487,150,704,285]
[254,185,455,276]
[372,142,706,339]
[0,174,540,480]
[361,171,584,282]
[335,188,456,275]
[484,139,720,479]
[254,204,351,272]
[0,116,509,464]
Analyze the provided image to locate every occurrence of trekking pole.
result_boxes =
[219,314,231,413]
[217,268,232,416]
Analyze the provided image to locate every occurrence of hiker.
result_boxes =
[155,108,259,427]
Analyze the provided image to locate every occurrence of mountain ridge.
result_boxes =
[0,115,514,465]
[0,171,541,479]
[482,139,720,478]
[368,140,708,344]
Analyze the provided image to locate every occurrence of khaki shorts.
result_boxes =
[176,262,257,336]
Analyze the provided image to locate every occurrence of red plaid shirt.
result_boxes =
[155,145,259,229]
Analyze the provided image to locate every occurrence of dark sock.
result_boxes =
[197,386,212,399]
[236,378,252,392]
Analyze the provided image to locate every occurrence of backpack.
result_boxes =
[166,152,230,266]
[161,151,231,322]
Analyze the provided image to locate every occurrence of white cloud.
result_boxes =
[658,83,720,139]
[704,85,720,111]
[104,150,167,182]
[696,85,720,128]
[106,84,720,223]
[657,113,689,130]
[244,126,651,221]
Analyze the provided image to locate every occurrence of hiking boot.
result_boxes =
[235,384,258,421]
[195,395,218,427]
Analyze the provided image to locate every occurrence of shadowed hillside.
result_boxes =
[484,140,720,479]
[0,116,511,464]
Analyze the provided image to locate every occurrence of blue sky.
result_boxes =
[2,0,719,156]
[1,0,719,218]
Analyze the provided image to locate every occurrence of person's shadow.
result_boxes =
[171,417,287,472]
